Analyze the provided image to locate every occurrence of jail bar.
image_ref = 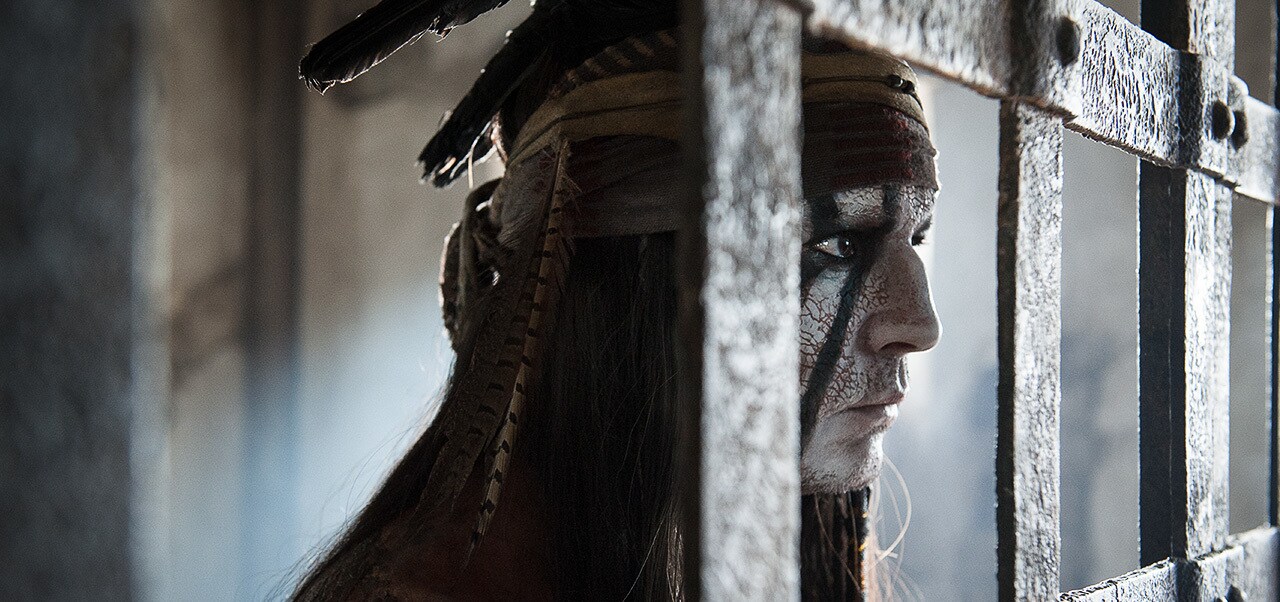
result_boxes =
[800,0,1279,599]
[1138,168,1234,562]
[805,0,1280,206]
[1272,201,1280,527]
[678,0,805,598]
[1271,0,1280,537]
[995,102,1065,601]
[1137,0,1235,567]
[1059,560,1177,601]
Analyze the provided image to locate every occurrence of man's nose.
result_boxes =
[862,246,941,356]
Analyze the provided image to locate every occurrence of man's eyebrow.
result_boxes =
[805,193,841,223]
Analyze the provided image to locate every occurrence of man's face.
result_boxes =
[798,184,940,494]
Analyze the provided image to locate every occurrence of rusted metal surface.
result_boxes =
[1222,526,1279,601]
[996,101,1063,602]
[1273,199,1279,528]
[804,0,1280,204]
[679,0,804,598]
[1272,7,1280,530]
[804,0,1012,97]
[1139,0,1235,177]
[1059,560,1177,601]
[1139,0,1235,69]
[1138,0,1234,569]
[1060,527,1279,600]
[1232,97,1280,204]
[1138,166,1233,565]
[1071,3,1187,169]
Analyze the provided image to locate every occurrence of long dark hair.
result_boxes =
[530,233,682,597]
[295,233,871,600]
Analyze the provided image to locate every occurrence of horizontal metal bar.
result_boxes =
[804,0,1280,204]
[1061,527,1279,600]
[804,0,1013,97]
[1181,526,1279,601]
[1232,96,1280,203]
[1059,560,1178,601]
[1232,525,1280,600]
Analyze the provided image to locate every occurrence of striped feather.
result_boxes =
[468,141,574,558]
[402,144,573,553]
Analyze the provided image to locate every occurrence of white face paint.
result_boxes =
[798,185,940,494]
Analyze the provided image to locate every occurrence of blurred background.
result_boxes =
[2,0,1275,600]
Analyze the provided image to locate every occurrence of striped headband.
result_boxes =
[483,31,937,241]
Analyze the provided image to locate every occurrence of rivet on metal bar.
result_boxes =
[1228,77,1251,149]
[1055,16,1080,66]
[1212,100,1234,140]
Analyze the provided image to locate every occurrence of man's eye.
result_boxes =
[811,235,858,259]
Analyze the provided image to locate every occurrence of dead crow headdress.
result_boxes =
[300,0,936,592]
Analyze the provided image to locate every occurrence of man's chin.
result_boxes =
[799,427,884,494]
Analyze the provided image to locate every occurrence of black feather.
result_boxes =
[300,0,512,93]
[305,0,681,186]
[416,0,679,187]
[418,6,559,186]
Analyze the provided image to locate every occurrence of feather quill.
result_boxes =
[299,0,512,93]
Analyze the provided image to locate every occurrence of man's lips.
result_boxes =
[820,390,905,422]
[844,396,900,431]
[855,391,905,409]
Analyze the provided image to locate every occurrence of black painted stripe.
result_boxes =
[799,187,901,443]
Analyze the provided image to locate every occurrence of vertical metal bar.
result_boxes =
[1270,0,1280,529]
[995,101,1064,601]
[1271,202,1278,527]
[1138,168,1233,563]
[679,0,804,598]
[1138,0,1236,565]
